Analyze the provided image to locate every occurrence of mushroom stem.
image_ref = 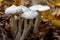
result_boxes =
[33,12,41,33]
[14,16,18,37]
[15,14,23,40]
[10,15,15,37]
[20,19,33,40]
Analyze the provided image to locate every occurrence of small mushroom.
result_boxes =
[29,5,50,11]
[20,10,38,40]
[15,6,30,40]
[29,5,50,33]
[5,5,20,37]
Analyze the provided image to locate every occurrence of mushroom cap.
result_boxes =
[29,5,50,11]
[17,5,30,13]
[5,5,30,15]
[21,10,38,19]
[5,5,18,15]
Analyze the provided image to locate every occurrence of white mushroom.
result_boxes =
[29,5,43,10]
[5,5,30,40]
[29,5,50,11]
[21,10,38,19]
[13,5,30,40]
[20,10,38,40]
[5,5,21,37]
[29,5,50,33]
[5,5,30,14]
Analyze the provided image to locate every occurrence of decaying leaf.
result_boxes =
[0,0,3,3]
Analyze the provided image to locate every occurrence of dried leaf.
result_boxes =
[52,20,60,27]
[0,0,3,3]
[55,2,60,6]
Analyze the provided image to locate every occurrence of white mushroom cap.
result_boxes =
[29,5,43,10]
[5,5,30,15]
[5,5,18,15]
[17,5,30,13]
[29,5,50,11]
[21,10,38,19]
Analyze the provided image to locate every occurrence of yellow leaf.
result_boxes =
[52,20,60,27]
[50,2,55,7]
[55,2,60,6]
[0,0,3,3]
[41,11,48,19]
[47,13,55,20]
[41,11,55,20]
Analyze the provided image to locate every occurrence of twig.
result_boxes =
[2,31,6,40]
[0,16,10,23]
[46,0,55,8]
[0,27,6,40]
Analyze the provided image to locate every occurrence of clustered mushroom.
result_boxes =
[5,4,50,40]
[29,5,50,33]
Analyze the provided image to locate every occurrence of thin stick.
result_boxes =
[2,31,6,40]
[0,27,6,40]
[46,0,55,8]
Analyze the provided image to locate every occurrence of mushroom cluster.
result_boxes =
[29,5,50,33]
[5,5,30,15]
[5,4,50,40]
[5,4,50,19]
